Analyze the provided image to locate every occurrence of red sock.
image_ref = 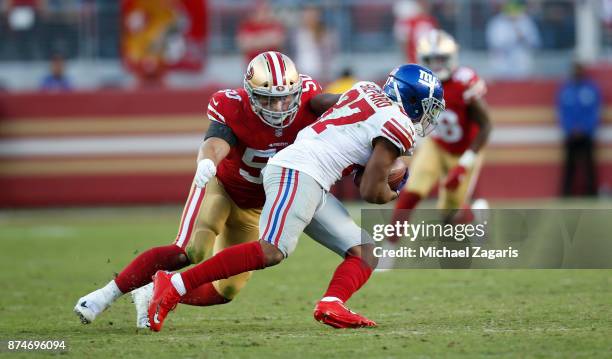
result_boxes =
[394,191,421,213]
[323,255,373,303]
[450,205,475,224]
[389,191,421,242]
[181,241,265,292]
[114,244,188,293]
[180,283,231,306]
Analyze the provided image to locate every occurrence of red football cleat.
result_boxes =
[148,271,181,332]
[313,300,377,329]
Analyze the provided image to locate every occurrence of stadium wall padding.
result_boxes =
[1,81,611,207]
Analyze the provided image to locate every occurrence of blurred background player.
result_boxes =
[393,0,438,63]
[74,51,339,328]
[147,64,445,331]
[391,29,492,239]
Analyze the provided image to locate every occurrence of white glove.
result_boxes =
[194,159,216,188]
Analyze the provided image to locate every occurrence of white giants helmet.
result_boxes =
[417,29,459,81]
[244,51,302,129]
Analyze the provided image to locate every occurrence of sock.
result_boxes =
[114,244,188,293]
[170,273,187,296]
[389,191,421,243]
[393,191,421,216]
[102,280,122,302]
[451,205,475,224]
[322,255,373,303]
[180,241,265,292]
[180,283,231,306]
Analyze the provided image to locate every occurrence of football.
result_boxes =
[353,158,409,191]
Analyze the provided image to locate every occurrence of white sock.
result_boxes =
[320,296,342,303]
[170,273,187,296]
[102,280,123,301]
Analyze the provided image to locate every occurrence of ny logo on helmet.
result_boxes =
[418,69,436,97]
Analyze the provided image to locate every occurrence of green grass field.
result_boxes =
[0,203,611,358]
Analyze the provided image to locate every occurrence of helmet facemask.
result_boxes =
[244,78,303,129]
[416,96,445,136]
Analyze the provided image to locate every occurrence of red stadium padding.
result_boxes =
[0,175,193,207]
[1,80,612,207]
[0,86,221,118]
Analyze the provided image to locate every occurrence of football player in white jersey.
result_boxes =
[147,64,445,331]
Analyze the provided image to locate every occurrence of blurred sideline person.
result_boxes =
[389,30,491,255]
[485,0,540,79]
[325,68,357,95]
[74,51,340,328]
[40,54,72,91]
[294,5,337,82]
[147,64,445,331]
[393,0,438,63]
[236,0,286,65]
[557,62,601,197]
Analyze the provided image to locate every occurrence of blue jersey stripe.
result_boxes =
[266,169,294,243]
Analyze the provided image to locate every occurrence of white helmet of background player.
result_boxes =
[417,29,459,81]
[244,51,303,129]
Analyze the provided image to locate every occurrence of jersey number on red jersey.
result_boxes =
[434,109,462,143]
[240,147,277,184]
[235,75,320,184]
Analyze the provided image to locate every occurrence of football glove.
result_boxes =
[444,150,476,190]
[443,165,467,190]
[194,159,216,188]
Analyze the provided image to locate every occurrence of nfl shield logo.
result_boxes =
[275,128,283,137]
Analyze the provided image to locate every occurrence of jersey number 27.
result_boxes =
[311,89,375,133]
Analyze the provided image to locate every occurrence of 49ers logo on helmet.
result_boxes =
[276,86,285,92]
[246,66,254,80]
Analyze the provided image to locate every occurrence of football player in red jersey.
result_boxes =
[392,29,492,228]
[74,51,340,327]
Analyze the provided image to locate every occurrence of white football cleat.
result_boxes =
[74,280,122,324]
[74,291,110,324]
[131,283,153,329]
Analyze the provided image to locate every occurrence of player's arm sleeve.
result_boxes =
[376,117,415,156]
[461,70,487,103]
[301,75,330,117]
[206,91,228,125]
[204,121,237,147]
